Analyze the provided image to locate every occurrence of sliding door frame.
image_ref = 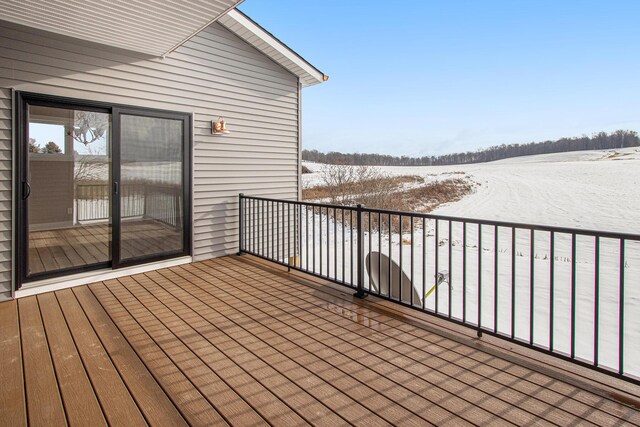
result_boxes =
[112,106,192,269]
[15,92,192,287]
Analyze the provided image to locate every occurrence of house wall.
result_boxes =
[0,20,301,299]
[0,88,10,300]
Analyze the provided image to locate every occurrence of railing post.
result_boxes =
[354,204,366,299]
[237,193,244,255]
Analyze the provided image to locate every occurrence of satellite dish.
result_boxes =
[365,251,421,304]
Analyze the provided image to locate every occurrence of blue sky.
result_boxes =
[240,1,640,156]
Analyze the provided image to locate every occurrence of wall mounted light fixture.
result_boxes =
[212,117,230,134]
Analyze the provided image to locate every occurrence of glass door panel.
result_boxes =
[26,105,111,277]
[117,113,185,263]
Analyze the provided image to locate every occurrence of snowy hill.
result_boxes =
[303,147,640,234]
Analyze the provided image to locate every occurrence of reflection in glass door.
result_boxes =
[26,105,112,277]
[115,111,187,265]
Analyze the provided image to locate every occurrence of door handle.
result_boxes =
[113,181,119,195]
[22,181,31,200]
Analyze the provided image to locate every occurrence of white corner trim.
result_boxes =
[15,256,193,298]
[222,9,326,86]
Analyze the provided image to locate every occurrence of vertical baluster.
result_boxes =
[619,239,625,374]
[435,219,439,314]
[423,218,426,310]
[306,205,310,271]
[494,225,498,332]
[320,207,324,276]
[238,196,242,252]
[388,214,392,298]
[378,212,382,296]
[594,236,599,366]
[355,204,364,296]
[449,220,453,318]
[288,203,292,269]
[399,215,403,302]
[571,233,577,359]
[478,224,482,335]
[511,228,516,339]
[313,206,316,274]
[369,212,373,292]
[277,202,280,261]
[530,229,535,345]
[411,216,414,307]
[323,207,328,277]
[550,232,555,351]
[340,208,347,283]
[463,222,467,322]
[335,208,339,280]
[350,210,354,286]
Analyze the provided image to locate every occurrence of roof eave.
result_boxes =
[219,9,328,87]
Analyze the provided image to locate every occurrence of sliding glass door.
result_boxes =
[18,94,191,284]
[24,104,112,277]
[113,108,190,267]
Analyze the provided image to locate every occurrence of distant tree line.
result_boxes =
[302,130,640,166]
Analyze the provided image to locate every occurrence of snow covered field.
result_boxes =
[303,147,640,233]
[292,148,640,377]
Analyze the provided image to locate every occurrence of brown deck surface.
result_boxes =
[2,255,640,426]
[28,220,182,275]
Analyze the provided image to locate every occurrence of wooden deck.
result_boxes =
[28,220,182,275]
[2,255,640,426]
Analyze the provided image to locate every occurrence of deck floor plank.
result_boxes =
[3,256,640,426]
[142,269,381,427]
[225,257,640,426]
[89,283,228,427]
[210,258,602,426]
[129,273,312,427]
[37,293,106,427]
[55,288,147,427]
[104,277,269,427]
[18,297,67,427]
[153,267,452,427]
[178,262,519,426]
[72,286,189,427]
[0,300,27,427]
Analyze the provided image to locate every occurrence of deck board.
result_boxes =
[222,257,640,424]
[2,255,640,426]
[0,300,26,427]
[105,278,266,426]
[88,283,226,426]
[210,258,604,425]
[18,297,67,426]
[55,288,148,427]
[72,286,189,427]
[37,293,106,426]
[165,264,478,426]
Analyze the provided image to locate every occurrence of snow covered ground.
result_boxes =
[303,147,640,233]
[293,148,640,378]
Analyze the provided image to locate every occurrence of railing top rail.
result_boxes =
[240,193,640,241]
[241,194,358,211]
[361,206,640,241]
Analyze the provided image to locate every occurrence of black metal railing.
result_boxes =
[238,194,640,385]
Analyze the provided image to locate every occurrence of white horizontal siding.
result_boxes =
[0,88,10,301]
[0,20,301,294]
